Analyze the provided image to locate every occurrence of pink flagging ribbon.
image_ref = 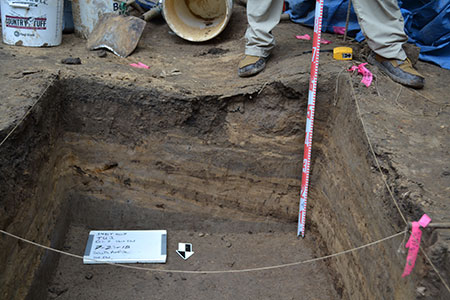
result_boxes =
[402,214,431,277]
[296,34,311,40]
[333,26,346,35]
[348,63,373,87]
[130,62,149,69]
[296,34,331,44]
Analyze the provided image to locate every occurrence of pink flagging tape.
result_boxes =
[333,26,346,35]
[348,63,373,87]
[298,0,324,237]
[295,35,330,44]
[296,34,311,40]
[418,214,431,228]
[130,62,149,69]
[402,214,431,277]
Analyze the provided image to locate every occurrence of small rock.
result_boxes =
[61,57,81,65]
[416,286,426,296]
[226,241,232,248]
[96,50,107,58]
[85,273,93,280]
[198,232,205,237]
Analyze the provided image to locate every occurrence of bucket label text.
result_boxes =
[5,16,47,30]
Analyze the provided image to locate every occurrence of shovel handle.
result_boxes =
[142,6,161,22]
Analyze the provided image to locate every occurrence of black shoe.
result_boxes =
[368,52,424,89]
[238,55,267,77]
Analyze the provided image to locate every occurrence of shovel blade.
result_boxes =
[87,14,146,58]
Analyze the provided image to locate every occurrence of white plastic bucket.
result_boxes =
[1,0,63,47]
[71,0,122,39]
[163,0,233,42]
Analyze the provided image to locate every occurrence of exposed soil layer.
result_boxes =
[0,4,449,300]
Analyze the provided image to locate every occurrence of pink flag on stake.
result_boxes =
[402,214,431,277]
[321,39,332,44]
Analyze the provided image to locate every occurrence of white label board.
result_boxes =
[83,230,167,264]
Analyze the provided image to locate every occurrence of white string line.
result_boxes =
[348,72,450,294]
[0,229,407,274]
[0,74,58,148]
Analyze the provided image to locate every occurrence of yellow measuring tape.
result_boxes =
[333,47,353,60]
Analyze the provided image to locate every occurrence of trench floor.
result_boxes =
[49,220,337,299]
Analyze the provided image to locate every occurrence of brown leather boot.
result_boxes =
[368,52,425,89]
[238,55,267,77]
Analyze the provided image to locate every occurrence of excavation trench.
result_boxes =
[0,76,416,299]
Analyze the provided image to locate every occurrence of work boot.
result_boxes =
[368,52,424,89]
[238,55,267,77]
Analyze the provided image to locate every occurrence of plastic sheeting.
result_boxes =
[285,0,450,69]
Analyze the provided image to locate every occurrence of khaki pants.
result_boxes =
[245,0,408,60]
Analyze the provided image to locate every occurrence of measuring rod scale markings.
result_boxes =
[298,0,324,237]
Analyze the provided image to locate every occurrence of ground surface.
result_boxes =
[0,4,449,300]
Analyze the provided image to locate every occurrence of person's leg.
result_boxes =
[353,0,424,88]
[238,0,284,77]
[245,0,284,57]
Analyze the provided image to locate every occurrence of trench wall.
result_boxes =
[0,83,71,300]
[308,75,416,299]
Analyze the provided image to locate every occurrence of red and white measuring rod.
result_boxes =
[298,0,324,237]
